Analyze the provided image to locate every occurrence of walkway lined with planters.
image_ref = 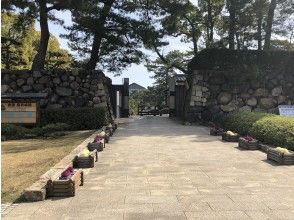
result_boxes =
[3,116,294,220]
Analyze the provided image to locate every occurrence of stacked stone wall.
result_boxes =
[1,69,112,110]
[187,69,294,121]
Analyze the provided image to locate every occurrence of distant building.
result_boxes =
[129,83,146,93]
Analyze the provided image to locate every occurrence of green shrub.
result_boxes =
[221,111,272,135]
[2,123,71,140]
[32,123,70,136]
[40,107,106,130]
[220,111,294,150]
[1,124,29,140]
[249,116,294,150]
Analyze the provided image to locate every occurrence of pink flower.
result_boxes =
[243,136,254,142]
[93,136,101,143]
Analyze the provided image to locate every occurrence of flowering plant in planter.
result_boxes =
[222,131,239,142]
[47,167,83,197]
[238,135,259,150]
[267,147,294,165]
[225,131,238,136]
[242,136,255,142]
[209,122,224,136]
[87,135,104,152]
[275,147,291,154]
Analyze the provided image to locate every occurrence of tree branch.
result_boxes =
[153,44,188,74]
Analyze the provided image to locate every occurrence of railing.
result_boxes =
[138,106,161,116]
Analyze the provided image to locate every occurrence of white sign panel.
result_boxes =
[278,105,294,117]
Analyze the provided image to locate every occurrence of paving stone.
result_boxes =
[3,116,294,219]
[185,211,250,220]
[245,211,275,220]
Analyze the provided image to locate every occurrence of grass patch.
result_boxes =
[1,130,94,203]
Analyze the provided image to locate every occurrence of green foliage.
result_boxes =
[44,35,73,70]
[189,49,294,84]
[190,48,294,71]
[270,40,294,51]
[1,123,70,140]
[1,124,29,140]
[2,107,106,140]
[220,111,294,150]
[32,123,70,136]
[1,12,73,70]
[40,107,106,130]
[250,116,294,150]
[62,0,148,72]
[221,111,272,135]
[129,87,167,115]
[1,12,36,69]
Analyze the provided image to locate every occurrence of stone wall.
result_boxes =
[185,49,294,122]
[1,69,113,110]
[186,63,293,123]
[187,69,294,121]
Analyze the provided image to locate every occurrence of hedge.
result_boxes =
[220,112,271,136]
[40,107,106,130]
[250,116,294,150]
[189,49,294,72]
[1,124,29,140]
[220,112,294,150]
[32,123,70,136]
[2,123,70,140]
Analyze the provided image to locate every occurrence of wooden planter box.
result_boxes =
[97,132,110,144]
[101,133,110,143]
[88,142,104,152]
[106,128,113,136]
[259,143,271,153]
[238,137,259,150]
[222,133,239,142]
[267,148,294,165]
[46,169,83,197]
[73,150,98,168]
[112,123,118,131]
[210,128,224,136]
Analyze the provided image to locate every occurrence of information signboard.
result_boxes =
[1,101,38,124]
[278,105,294,117]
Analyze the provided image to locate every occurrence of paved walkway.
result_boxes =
[3,116,294,220]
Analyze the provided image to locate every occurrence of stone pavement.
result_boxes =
[3,116,294,220]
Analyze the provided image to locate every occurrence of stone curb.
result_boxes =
[23,129,103,202]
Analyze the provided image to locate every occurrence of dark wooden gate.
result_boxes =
[175,85,186,117]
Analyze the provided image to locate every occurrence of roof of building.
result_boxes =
[174,74,187,82]
[129,83,146,90]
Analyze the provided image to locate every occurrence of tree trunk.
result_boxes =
[32,0,49,71]
[236,32,241,50]
[228,0,236,49]
[257,15,262,50]
[86,0,115,70]
[206,25,210,48]
[85,33,103,70]
[264,0,277,50]
[192,34,198,56]
[207,0,213,47]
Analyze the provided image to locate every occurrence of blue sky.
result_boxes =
[45,7,193,88]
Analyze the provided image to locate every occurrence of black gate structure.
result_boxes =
[175,84,186,117]
[168,75,187,118]
[110,78,129,118]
